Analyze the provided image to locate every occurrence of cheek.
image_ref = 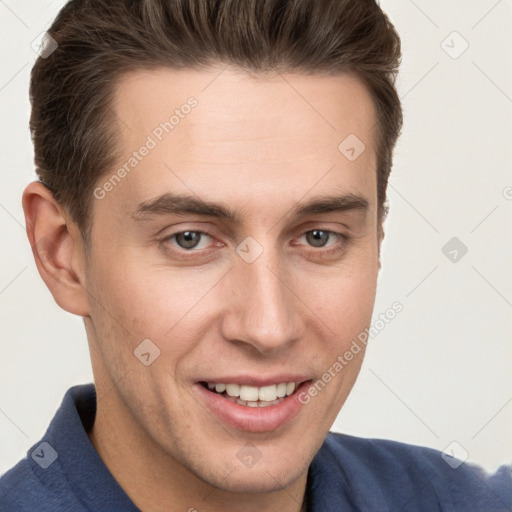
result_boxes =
[310,259,379,333]
[305,256,379,385]
[86,249,222,368]
[336,275,377,329]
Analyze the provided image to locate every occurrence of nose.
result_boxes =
[219,245,305,355]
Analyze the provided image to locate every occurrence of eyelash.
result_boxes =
[159,228,349,259]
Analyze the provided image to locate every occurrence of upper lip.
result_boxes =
[198,375,312,387]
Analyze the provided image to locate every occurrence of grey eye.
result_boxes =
[305,230,331,248]
[175,231,204,249]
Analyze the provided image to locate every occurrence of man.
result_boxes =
[0,0,510,510]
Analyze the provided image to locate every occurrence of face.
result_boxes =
[83,65,380,493]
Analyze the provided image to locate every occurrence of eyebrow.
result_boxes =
[131,191,369,223]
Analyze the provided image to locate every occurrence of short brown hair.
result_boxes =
[30,0,403,242]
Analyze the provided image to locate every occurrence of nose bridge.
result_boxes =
[221,239,303,353]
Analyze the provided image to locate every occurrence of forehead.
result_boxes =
[102,66,378,218]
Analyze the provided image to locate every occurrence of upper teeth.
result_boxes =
[207,382,297,402]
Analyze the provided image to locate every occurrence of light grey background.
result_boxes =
[1,0,511,475]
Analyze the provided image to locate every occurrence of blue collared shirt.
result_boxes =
[1,384,510,511]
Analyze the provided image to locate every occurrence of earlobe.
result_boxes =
[22,181,91,317]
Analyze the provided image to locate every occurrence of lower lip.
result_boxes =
[194,381,312,433]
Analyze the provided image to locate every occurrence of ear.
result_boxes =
[22,181,91,317]
[377,224,385,271]
[377,202,389,271]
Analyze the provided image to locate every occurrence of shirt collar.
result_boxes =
[34,383,139,511]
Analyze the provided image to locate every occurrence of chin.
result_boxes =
[206,465,305,494]
[189,445,311,494]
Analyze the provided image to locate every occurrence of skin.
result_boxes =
[23,65,382,512]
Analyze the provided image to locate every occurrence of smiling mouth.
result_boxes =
[199,381,304,408]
